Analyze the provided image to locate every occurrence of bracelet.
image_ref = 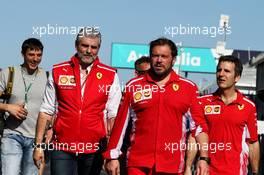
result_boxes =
[198,156,211,165]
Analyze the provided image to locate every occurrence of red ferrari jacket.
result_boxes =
[52,56,117,154]
[104,71,207,173]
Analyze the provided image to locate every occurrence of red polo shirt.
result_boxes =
[199,90,258,175]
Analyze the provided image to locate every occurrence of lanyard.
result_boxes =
[21,67,38,104]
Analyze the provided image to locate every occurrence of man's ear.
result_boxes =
[21,51,25,59]
[172,57,176,65]
[234,75,241,83]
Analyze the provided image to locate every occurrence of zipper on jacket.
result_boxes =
[154,85,161,165]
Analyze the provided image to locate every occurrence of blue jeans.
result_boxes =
[1,134,38,175]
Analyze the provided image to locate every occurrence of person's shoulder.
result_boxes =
[37,67,46,72]
[96,62,117,74]
[198,94,214,101]
[37,67,49,76]
[197,94,214,106]
[177,76,198,93]
[1,67,10,74]
[0,67,10,79]
[178,76,197,88]
[126,76,144,86]
[241,95,255,108]
[1,66,18,75]
[53,60,72,69]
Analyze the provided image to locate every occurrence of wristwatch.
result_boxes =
[198,156,211,165]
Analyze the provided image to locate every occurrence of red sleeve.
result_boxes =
[103,86,131,159]
[246,105,258,143]
[190,87,208,137]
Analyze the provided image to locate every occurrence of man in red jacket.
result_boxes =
[33,27,121,175]
[104,37,209,175]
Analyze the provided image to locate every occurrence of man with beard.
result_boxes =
[104,37,209,175]
[198,55,259,175]
[0,38,48,175]
[33,27,121,175]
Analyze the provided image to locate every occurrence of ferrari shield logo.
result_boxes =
[238,104,244,110]
[172,84,179,91]
[96,72,102,79]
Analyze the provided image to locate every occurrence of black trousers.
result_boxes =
[50,150,103,175]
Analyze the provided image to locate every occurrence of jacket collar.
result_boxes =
[144,69,180,86]
[212,89,243,105]
[70,54,100,69]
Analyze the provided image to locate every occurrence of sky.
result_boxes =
[0,0,263,86]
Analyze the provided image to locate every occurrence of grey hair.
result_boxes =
[75,27,101,46]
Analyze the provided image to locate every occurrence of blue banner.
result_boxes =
[111,43,219,73]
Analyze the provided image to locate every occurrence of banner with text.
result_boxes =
[111,43,222,73]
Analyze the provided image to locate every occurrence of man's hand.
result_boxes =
[105,159,120,175]
[6,103,28,120]
[33,147,45,169]
[196,160,209,175]
[184,165,192,175]
[184,134,197,175]
[44,128,53,144]
[249,141,260,174]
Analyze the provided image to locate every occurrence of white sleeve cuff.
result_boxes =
[106,73,121,119]
[110,149,122,159]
